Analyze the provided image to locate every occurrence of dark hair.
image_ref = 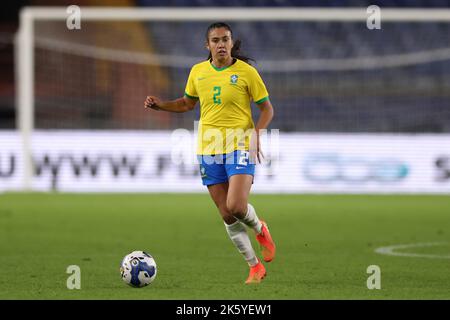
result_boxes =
[205,22,254,65]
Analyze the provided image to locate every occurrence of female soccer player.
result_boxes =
[144,22,276,284]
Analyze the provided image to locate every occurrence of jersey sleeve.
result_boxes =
[248,67,269,104]
[184,66,199,100]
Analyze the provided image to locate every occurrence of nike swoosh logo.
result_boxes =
[198,77,206,80]
[235,167,246,169]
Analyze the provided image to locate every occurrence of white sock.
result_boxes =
[239,203,263,234]
[224,220,259,267]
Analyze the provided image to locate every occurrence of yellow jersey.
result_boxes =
[184,59,269,155]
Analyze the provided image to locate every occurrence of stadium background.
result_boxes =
[0,0,450,300]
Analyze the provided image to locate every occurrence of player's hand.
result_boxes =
[144,96,161,110]
[249,130,264,164]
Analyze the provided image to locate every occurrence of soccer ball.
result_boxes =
[120,251,157,287]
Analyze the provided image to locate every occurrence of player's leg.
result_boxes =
[200,154,258,267]
[225,150,264,234]
[207,182,259,268]
[206,182,233,224]
[224,174,269,284]
[227,174,276,263]
[226,174,261,232]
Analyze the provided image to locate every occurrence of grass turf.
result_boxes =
[0,193,449,299]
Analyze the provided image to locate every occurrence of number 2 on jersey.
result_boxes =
[213,86,222,104]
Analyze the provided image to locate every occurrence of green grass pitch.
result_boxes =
[0,193,449,299]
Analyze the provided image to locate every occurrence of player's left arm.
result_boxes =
[255,100,274,133]
[248,66,273,164]
[250,99,274,164]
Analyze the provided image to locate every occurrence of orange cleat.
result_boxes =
[245,261,266,284]
[256,220,276,262]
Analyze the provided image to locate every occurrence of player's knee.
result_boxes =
[226,200,247,217]
[222,214,237,225]
[218,205,235,224]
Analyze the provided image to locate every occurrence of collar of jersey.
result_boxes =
[209,58,237,71]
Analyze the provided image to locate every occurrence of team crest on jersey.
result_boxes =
[230,74,238,84]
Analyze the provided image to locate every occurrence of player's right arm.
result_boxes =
[145,64,199,113]
[144,95,197,113]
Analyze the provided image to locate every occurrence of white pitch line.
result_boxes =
[375,242,450,259]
